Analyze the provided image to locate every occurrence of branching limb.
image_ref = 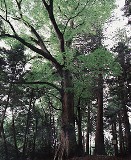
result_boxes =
[12,81,62,93]
[3,0,7,20]
[63,0,89,34]
[42,0,49,9]
[0,33,62,70]
[14,0,53,61]
[0,14,17,35]
[42,0,65,53]
[23,21,50,54]
[0,0,63,72]
[15,0,22,18]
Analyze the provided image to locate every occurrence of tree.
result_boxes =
[0,0,115,158]
[113,42,131,156]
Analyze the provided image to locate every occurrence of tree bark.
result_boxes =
[1,1,77,158]
[22,89,33,159]
[86,104,91,155]
[1,125,9,160]
[0,83,12,137]
[31,102,38,160]
[116,42,131,155]
[77,104,83,156]
[111,118,118,156]
[123,105,131,155]
[118,112,125,156]
[59,70,77,159]
[11,108,19,159]
[94,74,105,155]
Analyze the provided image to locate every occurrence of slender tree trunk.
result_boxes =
[118,112,125,156]
[32,117,38,160]
[122,103,131,155]
[111,118,118,156]
[22,89,33,159]
[86,104,91,155]
[11,108,19,159]
[48,100,53,156]
[118,78,130,155]
[0,83,12,137]
[94,74,105,155]
[49,100,58,152]
[52,113,57,152]
[90,136,92,155]
[1,125,9,160]
[77,98,83,156]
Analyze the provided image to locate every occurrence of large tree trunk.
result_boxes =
[94,74,105,155]
[60,70,77,159]
[54,70,77,159]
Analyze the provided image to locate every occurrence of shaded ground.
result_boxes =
[69,155,131,160]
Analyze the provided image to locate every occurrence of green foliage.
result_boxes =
[0,0,115,52]
[1,0,126,158]
[26,59,57,83]
[78,47,121,77]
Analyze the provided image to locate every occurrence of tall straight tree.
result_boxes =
[0,0,115,158]
[115,42,131,155]
[94,73,105,155]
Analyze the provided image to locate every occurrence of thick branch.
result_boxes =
[24,21,49,54]
[1,1,62,72]
[12,81,61,92]
[1,34,62,71]
[14,0,50,54]
[42,0,65,53]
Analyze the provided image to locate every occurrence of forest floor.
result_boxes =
[69,155,131,160]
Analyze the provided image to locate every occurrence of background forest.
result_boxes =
[0,0,131,160]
